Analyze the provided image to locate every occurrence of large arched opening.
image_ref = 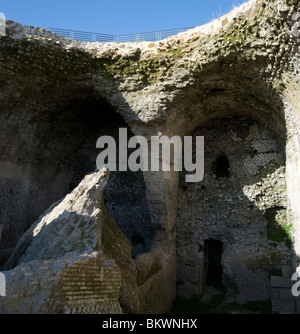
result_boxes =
[159,63,297,307]
[0,90,153,264]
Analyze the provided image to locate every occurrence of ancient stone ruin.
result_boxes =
[0,0,300,314]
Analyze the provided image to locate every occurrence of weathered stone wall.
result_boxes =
[0,92,152,260]
[60,254,123,314]
[0,0,300,313]
[177,117,293,304]
[0,253,123,314]
[1,170,139,314]
[271,275,297,314]
[135,249,176,314]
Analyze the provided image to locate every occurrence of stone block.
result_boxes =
[272,299,282,313]
[271,288,279,300]
[278,288,295,301]
[281,300,296,313]
[271,276,292,288]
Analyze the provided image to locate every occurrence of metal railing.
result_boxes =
[46,27,194,43]
[46,28,116,42]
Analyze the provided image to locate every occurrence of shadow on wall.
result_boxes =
[0,38,174,313]
[0,94,153,263]
[176,116,298,312]
[65,98,154,257]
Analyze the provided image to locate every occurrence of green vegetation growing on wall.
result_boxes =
[223,28,246,45]
[265,207,292,249]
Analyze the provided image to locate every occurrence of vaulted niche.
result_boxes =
[176,116,292,304]
[0,94,152,263]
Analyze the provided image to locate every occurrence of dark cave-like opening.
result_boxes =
[0,95,153,263]
[62,97,154,257]
[213,155,230,179]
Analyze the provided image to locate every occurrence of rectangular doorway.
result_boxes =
[204,239,224,290]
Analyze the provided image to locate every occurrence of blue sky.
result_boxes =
[0,0,249,35]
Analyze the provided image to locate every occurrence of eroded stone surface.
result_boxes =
[2,169,139,314]
[177,118,292,303]
[0,0,300,314]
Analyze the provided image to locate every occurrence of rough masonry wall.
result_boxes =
[0,0,300,314]
[177,117,293,304]
[0,92,152,261]
[1,170,139,314]
[0,253,123,314]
